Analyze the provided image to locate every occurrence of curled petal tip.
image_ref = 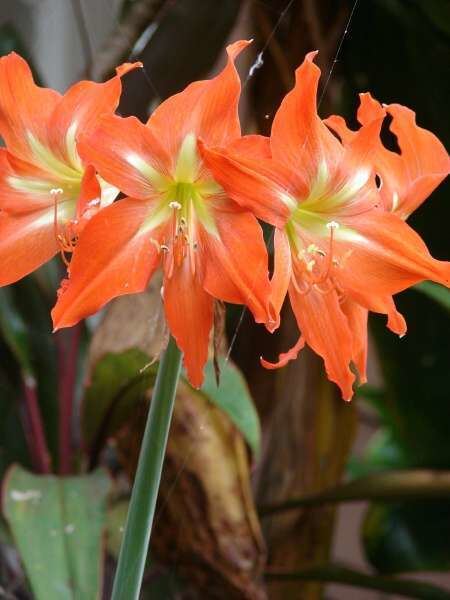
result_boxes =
[115,61,143,77]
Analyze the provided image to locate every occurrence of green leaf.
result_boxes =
[2,465,111,600]
[82,349,157,451]
[414,282,450,312]
[200,357,261,455]
[363,501,450,574]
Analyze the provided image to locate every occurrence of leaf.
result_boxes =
[2,465,111,600]
[414,282,450,312]
[363,501,450,574]
[200,357,261,455]
[82,349,157,453]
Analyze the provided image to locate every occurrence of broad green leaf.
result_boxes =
[200,358,261,455]
[82,349,157,450]
[414,282,450,312]
[3,465,111,600]
[363,501,450,574]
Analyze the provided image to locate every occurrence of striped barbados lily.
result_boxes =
[0,52,140,284]
[201,52,450,400]
[51,40,274,387]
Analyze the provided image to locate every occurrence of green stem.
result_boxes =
[260,470,450,516]
[111,336,182,600]
[266,564,450,599]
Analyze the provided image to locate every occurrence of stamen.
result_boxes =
[169,201,182,210]
[326,220,340,230]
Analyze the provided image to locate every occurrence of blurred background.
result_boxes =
[0,1,449,599]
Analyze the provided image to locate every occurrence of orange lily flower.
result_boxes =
[0,52,140,285]
[201,52,450,399]
[51,40,274,387]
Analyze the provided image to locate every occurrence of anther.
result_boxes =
[169,201,182,210]
[50,188,63,196]
[326,220,340,230]
[160,244,169,253]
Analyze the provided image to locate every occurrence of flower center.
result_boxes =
[146,133,222,276]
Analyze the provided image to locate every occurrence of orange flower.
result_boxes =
[0,53,140,284]
[51,41,274,387]
[201,52,450,399]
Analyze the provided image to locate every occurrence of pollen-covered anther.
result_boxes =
[169,201,182,210]
[50,187,64,196]
[160,244,169,253]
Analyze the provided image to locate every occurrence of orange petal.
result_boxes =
[75,164,102,226]
[78,114,171,200]
[51,197,160,329]
[0,148,60,214]
[324,114,355,144]
[270,52,343,184]
[381,104,450,218]
[199,141,292,227]
[47,62,142,165]
[288,281,355,400]
[225,134,272,159]
[0,207,59,285]
[202,207,274,326]
[269,228,292,331]
[340,298,368,384]
[261,335,305,369]
[0,53,61,163]
[146,40,251,159]
[163,257,214,388]
[337,210,450,297]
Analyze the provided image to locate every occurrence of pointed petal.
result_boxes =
[261,335,305,369]
[0,148,61,214]
[202,207,274,326]
[51,198,160,329]
[0,53,61,163]
[288,283,355,400]
[163,259,214,388]
[336,210,450,298]
[199,142,293,227]
[385,296,407,337]
[340,298,368,384]
[269,228,292,331]
[47,62,142,168]
[146,40,250,158]
[78,114,171,199]
[0,208,59,285]
[270,52,343,183]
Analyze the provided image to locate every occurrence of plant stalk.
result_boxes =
[58,325,82,475]
[111,336,182,600]
[266,564,450,599]
[23,378,51,474]
[260,470,450,516]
